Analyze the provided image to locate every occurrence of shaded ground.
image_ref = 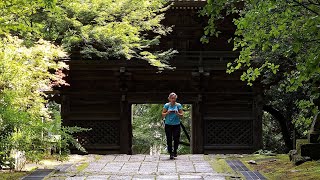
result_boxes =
[240,154,320,180]
[0,171,29,180]
[207,154,320,180]
[46,154,229,180]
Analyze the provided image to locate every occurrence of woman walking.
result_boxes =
[162,92,183,159]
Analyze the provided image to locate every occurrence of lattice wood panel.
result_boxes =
[71,120,120,145]
[205,120,253,145]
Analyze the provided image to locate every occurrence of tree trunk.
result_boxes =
[263,105,293,151]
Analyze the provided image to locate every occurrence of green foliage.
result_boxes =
[0,151,14,170]
[132,104,191,154]
[202,0,320,89]
[132,104,165,154]
[0,171,29,180]
[0,0,55,36]
[201,0,320,140]
[40,0,176,68]
[1,0,176,68]
[240,154,320,179]
[46,102,91,157]
[262,112,286,153]
[0,35,67,158]
[0,35,88,164]
[0,0,174,166]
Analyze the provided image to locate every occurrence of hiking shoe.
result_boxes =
[173,153,177,157]
[170,153,174,159]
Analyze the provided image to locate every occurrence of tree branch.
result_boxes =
[263,105,294,151]
[289,0,319,15]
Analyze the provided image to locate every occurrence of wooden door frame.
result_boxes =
[127,102,202,155]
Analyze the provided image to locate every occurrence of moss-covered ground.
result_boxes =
[207,154,320,180]
[0,171,30,180]
[240,154,320,180]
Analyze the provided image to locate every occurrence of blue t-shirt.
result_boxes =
[163,102,182,125]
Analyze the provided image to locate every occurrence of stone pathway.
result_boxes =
[46,154,227,180]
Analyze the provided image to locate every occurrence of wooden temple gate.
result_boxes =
[59,0,263,154]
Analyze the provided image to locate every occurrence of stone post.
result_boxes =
[309,113,320,143]
[308,98,320,143]
[300,98,320,160]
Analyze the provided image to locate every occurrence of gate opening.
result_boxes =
[131,104,192,155]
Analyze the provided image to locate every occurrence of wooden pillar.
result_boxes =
[119,67,132,154]
[191,65,207,154]
[120,94,131,154]
[253,85,263,151]
[61,95,70,126]
[192,94,204,154]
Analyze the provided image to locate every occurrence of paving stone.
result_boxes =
[86,154,98,162]
[157,162,176,173]
[144,155,160,162]
[176,162,195,173]
[193,162,214,173]
[174,155,190,161]
[43,154,225,180]
[156,175,179,179]
[158,162,175,167]
[86,175,109,180]
[55,164,73,172]
[133,175,156,180]
[189,155,204,161]
[139,163,158,173]
[177,168,195,173]
[176,162,193,167]
[179,175,203,180]
[159,155,172,161]
[46,177,66,180]
[109,175,133,180]
[121,162,141,173]
[65,176,86,180]
[114,154,131,161]
[157,168,176,173]
[84,162,106,172]
[122,162,142,167]
[101,162,125,172]
[141,162,158,166]
[195,168,214,173]
[66,163,82,172]
[129,154,146,161]
[100,155,117,161]
[203,175,225,180]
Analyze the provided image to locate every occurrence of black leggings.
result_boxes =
[165,124,181,154]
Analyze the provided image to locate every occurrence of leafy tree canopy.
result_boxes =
[201,0,320,150]
[0,35,69,161]
[46,0,176,68]
[1,0,176,68]
[0,0,175,163]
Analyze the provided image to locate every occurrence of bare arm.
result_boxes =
[176,109,183,118]
[162,108,169,118]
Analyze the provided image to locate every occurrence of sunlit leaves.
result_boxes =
[46,0,176,68]
[202,0,320,135]
[1,0,177,68]
[0,35,67,154]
